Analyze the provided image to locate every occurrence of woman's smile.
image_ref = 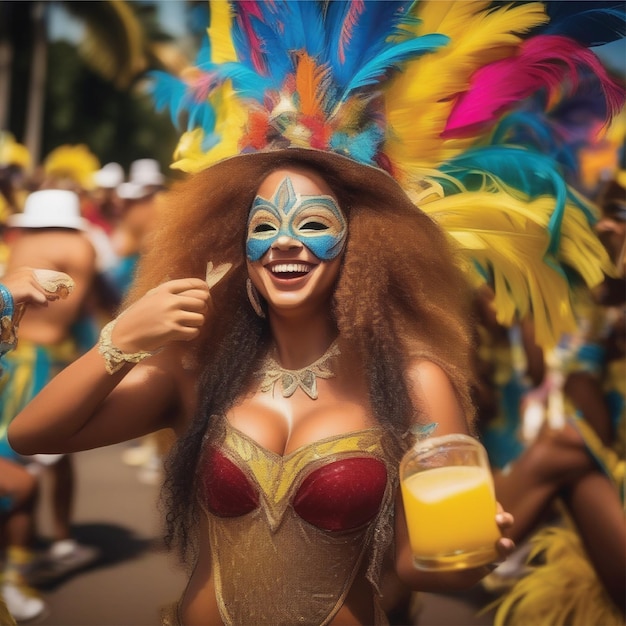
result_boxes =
[265,260,317,282]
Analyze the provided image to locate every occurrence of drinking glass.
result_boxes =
[399,433,500,571]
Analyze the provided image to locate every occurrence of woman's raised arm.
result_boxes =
[8,278,210,455]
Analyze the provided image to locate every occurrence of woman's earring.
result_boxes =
[246,278,266,318]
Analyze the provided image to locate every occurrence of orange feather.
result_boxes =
[295,53,328,118]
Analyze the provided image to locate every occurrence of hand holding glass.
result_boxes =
[400,433,500,571]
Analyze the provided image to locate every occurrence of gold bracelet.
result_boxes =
[98,318,155,375]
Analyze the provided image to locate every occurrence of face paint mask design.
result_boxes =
[246,177,347,262]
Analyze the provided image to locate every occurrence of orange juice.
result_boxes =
[401,465,500,570]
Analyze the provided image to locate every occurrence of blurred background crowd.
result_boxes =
[0,1,624,624]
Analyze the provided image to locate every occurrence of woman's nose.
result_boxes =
[273,235,302,250]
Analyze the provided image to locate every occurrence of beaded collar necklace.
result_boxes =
[257,340,340,400]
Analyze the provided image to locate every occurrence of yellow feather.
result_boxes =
[420,192,610,348]
[413,1,496,46]
[330,96,371,134]
[208,0,236,64]
[488,526,624,626]
[384,1,548,174]
[172,83,246,173]
[559,208,615,286]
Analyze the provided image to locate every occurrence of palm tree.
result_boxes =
[0,0,193,165]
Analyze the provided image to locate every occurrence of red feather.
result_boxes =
[301,115,331,150]
[242,110,271,150]
[443,35,625,139]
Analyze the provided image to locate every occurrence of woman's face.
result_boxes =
[246,167,347,316]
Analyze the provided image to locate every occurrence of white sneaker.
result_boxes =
[2,581,46,622]
[27,540,100,586]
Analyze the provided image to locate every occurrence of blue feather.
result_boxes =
[330,125,383,164]
[490,111,578,177]
[274,0,325,61]
[228,1,260,73]
[194,34,212,66]
[227,2,297,86]
[147,71,217,135]
[215,62,273,102]
[341,34,449,97]
[187,101,217,135]
[539,2,626,47]
[326,1,417,90]
[147,71,190,130]
[246,15,296,87]
[439,147,572,255]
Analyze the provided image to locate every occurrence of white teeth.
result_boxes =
[271,263,311,274]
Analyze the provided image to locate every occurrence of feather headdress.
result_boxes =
[149,0,625,348]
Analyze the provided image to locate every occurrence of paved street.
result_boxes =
[24,443,496,626]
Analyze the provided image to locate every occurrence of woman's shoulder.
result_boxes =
[405,358,453,388]
[405,358,469,433]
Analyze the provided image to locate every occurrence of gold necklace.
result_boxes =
[257,340,340,400]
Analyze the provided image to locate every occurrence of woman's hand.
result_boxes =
[1,266,73,308]
[111,278,211,353]
[494,502,515,563]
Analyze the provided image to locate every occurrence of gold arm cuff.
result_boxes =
[97,318,155,375]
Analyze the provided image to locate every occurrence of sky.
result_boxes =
[48,1,190,43]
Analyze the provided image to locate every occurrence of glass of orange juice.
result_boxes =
[400,433,500,571]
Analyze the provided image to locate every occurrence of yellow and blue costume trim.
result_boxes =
[0,338,78,461]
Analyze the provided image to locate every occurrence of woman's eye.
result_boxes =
[300,221,329,231]
[253,223,277,234]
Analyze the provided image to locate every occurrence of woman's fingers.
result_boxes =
[156,277,210,295]
[494,505,516,560]
[111,279,213,352]
[496,510,514,530]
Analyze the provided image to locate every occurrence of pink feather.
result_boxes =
[338,0,365,64]
[443,35,625,139]
[235,2,267,75]
[190,71,220,102]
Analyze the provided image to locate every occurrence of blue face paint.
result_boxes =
[246,177,347,262]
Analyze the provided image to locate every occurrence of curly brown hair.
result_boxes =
[126,151,477,561]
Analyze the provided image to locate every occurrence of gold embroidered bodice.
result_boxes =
[198,416,397,626]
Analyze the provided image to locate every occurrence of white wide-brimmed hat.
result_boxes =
[116,181,154,201]
[116,158,165,201]
[129,159,164,186]
[93,162,124,189]
[7,189,89,231]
